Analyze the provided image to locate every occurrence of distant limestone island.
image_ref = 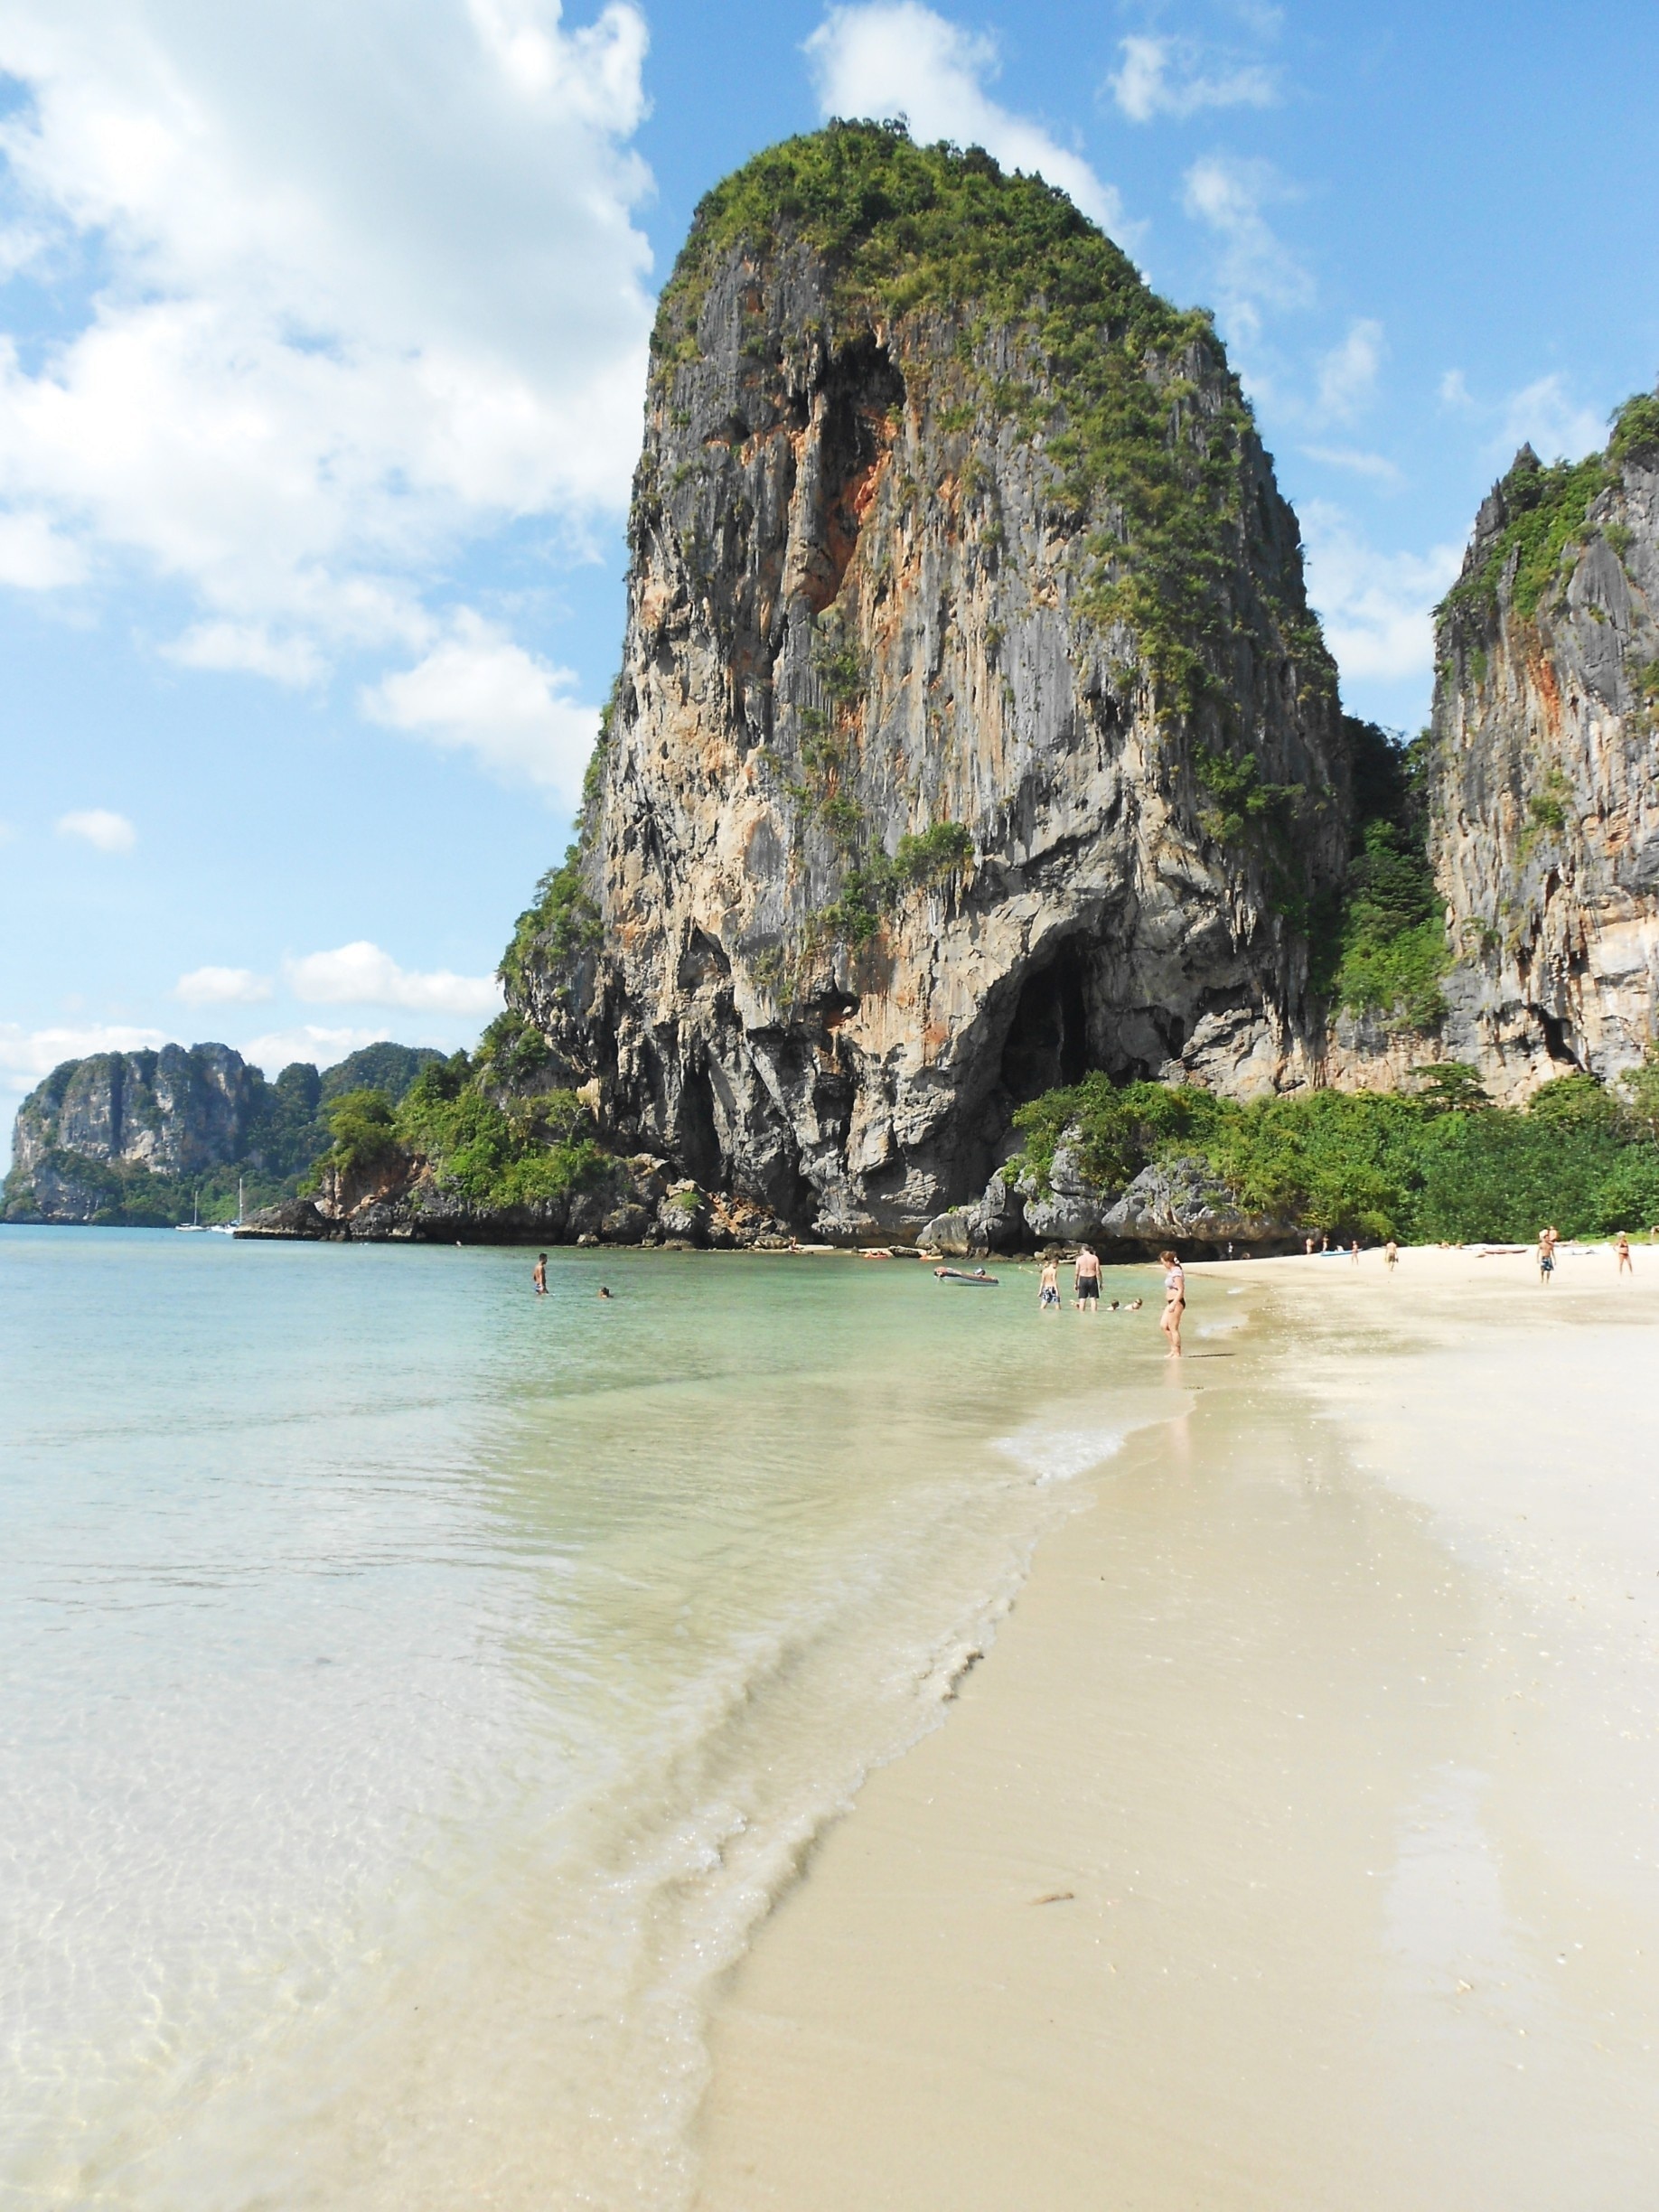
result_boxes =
[14,124,1659,1253]
[5,1042,443,1228]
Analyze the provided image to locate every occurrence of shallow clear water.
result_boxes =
[0,1230,1177,2208]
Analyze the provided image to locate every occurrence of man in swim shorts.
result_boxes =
[533,1252,548,1296]
[1074,1245,1101,1312]
[1038,1258,1061,1311]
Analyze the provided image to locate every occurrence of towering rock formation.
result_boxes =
[510,124,1353,1239]
[11,1045,267,1189]
[1429,394,1659,1100]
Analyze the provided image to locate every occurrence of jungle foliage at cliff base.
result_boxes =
[1009,1059,1659,1245]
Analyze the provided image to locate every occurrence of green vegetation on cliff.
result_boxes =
[1311,719,1448,1033]
[3,1043,443,1227]
[655,120,1333,722]
[1008,1058,1659,1244]
[1441,390,1659,631]
[310,1020,615,1213]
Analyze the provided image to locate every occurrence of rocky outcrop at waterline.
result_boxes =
[506,122,1355,1243]
[1426,394,1659,1101]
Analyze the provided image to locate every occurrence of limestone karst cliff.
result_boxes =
[1427,393,1659,1101]
[5,1042,441,1223]
[508,123,1356,1240]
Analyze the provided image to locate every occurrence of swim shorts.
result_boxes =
[1077,1279,1100,1301]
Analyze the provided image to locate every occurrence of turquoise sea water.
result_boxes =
[0,1229,1184,2209]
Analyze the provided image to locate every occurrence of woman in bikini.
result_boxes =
[1158,1249,1185,1357]
[1617,1231,1634,1276]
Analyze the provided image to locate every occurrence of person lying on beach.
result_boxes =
[1158,1250,1185,1357]
[1038,1259,1061,1311]
[1073,1245,1101,1312]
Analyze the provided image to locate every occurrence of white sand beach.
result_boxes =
[697,1246,1659,2210]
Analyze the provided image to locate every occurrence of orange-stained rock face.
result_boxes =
[511,229,1349,1238]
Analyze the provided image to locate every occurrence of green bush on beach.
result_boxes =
[1008,1054,1659,1244]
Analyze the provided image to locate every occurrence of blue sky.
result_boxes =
[2,0,1657,1126]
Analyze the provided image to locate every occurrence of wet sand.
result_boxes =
[696,1246,1659,2209]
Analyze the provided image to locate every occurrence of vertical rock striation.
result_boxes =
[511,125,1351,1239]
[1429,394,1659,1100]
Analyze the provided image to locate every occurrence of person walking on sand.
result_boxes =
[1073,1244,1102,1313]
[533,1252,548,1296]
[1351,1239,1361,1264]
[1385,1238,1399,1271]
[1617,1231,1634,1276]
[1537,1226,1556,1286]
[1038,1257,1061,1312]
[1158,1249,1185,1357]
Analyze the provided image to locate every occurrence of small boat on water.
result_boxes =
[933,1266,999,1287]
[208,1178,245,1235]
[175,1190,208,1233]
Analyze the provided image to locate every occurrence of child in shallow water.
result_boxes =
[1038,1259,1061,1310]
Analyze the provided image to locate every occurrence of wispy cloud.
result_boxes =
[1495,373,1606,464]
[286,942,501,1017]
[1300,501,1462,687]
[1108,34,1277,124]
[1180,154,1310,335]
[1314,318,1383,423]
[806,3,1129,236]
[1437,367,1606,467]
[56,808,136,852]
[175,966,273,1008]
[1301,445,1402,485]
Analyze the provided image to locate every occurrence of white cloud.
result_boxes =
[361,610,599,798]
[1495,373,1605,465]
[1180,155,1311,333]
[0,506,87,587]
[1300,500,1461,685]
[237,1024,400,1079]
[805,3,1129,236]
[1300,445,1402,486]
[0,0,655,671]
[0,1020,168,1112]
[56,807,136,851]
[1108,34,1277,124]
[286,942,502,1017]
[1439,368,1473,410]
[164,621,329,689]
[175,965,273,1007]
[1314,317,1382,423]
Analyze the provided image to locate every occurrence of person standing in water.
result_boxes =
[1158,1249,1185,1357]
[1617,1231,1634,1276]
[1038,1258,1061,1312]
[532,1252,548,1296]
[1073,1245,1102,1313]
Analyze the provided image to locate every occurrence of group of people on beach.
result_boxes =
[1036,1246,1185,1354]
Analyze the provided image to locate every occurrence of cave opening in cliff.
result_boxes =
[676,1065,724,1189]
[999,947,1092,1103]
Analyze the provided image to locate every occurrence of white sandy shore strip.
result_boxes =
[695,1246,1659,2212]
